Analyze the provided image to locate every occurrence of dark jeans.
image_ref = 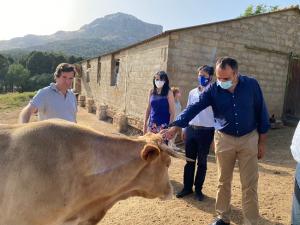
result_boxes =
[183,126,214,193]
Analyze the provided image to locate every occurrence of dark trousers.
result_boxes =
[183,126,214,193]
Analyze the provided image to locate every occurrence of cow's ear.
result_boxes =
[141,144,160,162]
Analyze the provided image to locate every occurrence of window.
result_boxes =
[86,60,91,83]
[97,57,101,84]
[110,58,120,86]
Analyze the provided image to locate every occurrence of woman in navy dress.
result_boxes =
[143,71,175,134]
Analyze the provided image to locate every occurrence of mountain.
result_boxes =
[0,12,163,58]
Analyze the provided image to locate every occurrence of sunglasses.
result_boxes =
[60,66,75,72]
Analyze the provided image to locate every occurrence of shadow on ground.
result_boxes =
[170,180,286,225]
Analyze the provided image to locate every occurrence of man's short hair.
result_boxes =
[197,65,214,76]
[54,63,76,79]
[216,57,238,72]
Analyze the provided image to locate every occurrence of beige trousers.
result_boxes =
[214,130,259,225]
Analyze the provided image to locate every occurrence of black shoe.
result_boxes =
[176,189,193,198]
[195,191,205,201]
[209,218,230,225]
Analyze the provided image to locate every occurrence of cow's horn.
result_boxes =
[159,143,195,162]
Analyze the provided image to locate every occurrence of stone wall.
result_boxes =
[80,35,169,129]
[167,9,300,117]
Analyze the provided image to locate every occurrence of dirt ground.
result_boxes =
[1,106,297,225]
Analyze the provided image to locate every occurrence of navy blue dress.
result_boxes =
[148,94,170,133]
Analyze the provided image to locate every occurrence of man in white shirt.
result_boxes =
[19,63,77,123]
[176,65,215,201]
[291,121,300,224]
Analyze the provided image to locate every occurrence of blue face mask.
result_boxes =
[217,79,233,89]
[198,75,210,87]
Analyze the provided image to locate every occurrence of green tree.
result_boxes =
[7,57,14,65]
[19,54,29,68]
[50,53,67,72]
[28,73,53,91]
[2,51,83,92]
[6,64,30,92]
[241,4,279,17]
[68,55,77,64]
[0,54,9,92]
[26,51,53,75]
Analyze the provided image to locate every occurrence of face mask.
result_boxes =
[217,79,233,89]
[198,75,210,87]
[155,80,165,88]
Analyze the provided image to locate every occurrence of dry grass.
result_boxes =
[0,92,35,112]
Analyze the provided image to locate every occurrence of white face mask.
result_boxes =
[155,80,165,89]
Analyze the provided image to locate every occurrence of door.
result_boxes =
[284,54,300,121]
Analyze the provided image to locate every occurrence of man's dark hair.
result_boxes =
[216,57,238,72]
[197,65,214,76]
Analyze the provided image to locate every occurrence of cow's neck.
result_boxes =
[66,137,148,222]
[78,136,148,197]
[89,136,144,175]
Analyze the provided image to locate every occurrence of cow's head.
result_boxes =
[136,133,193,200]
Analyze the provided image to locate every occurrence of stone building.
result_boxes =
[77,7,300,131]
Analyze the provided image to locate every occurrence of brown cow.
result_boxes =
[0,119,190,225]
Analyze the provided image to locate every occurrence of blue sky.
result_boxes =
[0,0,299,40]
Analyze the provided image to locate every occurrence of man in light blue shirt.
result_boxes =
[19,63,77,123]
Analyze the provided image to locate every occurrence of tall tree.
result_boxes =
[6,64,30,92]
[241,4,279,17]
[0,55,9,80]
[26,51,53,75]
[50,53,67,72]
[0,54,9,92]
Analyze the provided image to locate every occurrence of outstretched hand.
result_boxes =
[160,127,179,141]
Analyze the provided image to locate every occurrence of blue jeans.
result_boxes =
[292,164,300,225]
